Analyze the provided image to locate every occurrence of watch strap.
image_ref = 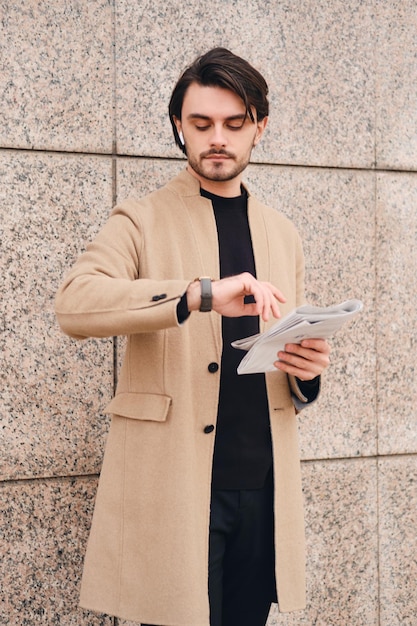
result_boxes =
[199,277,212,312]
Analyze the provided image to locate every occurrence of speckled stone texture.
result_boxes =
[1,151,114,480]
[376,173,417,455]
[379,457,417,626]
[0,0,114,153]
[0,477,113,625]
[115,0,376,168]
[376,0,417,170]
[2,0,417,624]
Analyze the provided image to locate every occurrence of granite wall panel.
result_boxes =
[0,0,114,153]
[0,477,113,625]
[116,157,185,203]
[376,172,417,455]
[379,456,417,626]
[376,0,417,171]
[1,151,114,480]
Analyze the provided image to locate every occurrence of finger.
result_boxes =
[281,345,316,363]
[300,338,331,354]
[260,283,285,320]
[238,275,286,321]
[280,341,330,364]
[245,282,280,321]
[284,342,330,363]
[274,359,319,381]
[258,291,277,321]
[273,290,287,304]
[259,281,286,306]
[267,284,286,304]
[261,289,282,321]
[281,349,330,372]
[278,350,321,370]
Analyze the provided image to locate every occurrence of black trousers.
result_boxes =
[142,471,276,626]
[208,470,276,626]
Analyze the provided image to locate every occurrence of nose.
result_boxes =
[210,123,227,147]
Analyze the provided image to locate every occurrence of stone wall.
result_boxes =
[1,1,416,624]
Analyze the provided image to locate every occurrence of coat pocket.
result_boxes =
[104,392,172,422]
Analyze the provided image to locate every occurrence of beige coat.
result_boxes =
[55,170,309,626]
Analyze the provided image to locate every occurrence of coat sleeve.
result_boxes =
[55,206,191,340]
[289,375,321,411]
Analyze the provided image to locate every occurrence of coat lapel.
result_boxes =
[179,180,222,354]
[247,194,271,334]
[182,194,220,281]
[247,194,270,283]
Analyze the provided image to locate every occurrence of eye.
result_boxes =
[226,119,245,130]
[195,125,210,131]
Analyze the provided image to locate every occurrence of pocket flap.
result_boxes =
[104,392,172,422]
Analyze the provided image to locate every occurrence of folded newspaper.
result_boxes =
[232,299,363,375]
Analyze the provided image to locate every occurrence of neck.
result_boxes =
[186,166,242,198]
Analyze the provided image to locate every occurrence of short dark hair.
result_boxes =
[169,47,269,154]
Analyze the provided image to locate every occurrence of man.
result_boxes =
[55,48,330,626]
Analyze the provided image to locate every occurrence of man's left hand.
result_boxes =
[274,338,331,381]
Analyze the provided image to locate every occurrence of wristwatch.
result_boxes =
[198,277,212,312]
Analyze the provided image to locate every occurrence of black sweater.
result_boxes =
[201,188,273,489]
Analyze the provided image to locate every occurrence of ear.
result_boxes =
[253,116,268,146]
[173,115,182,137]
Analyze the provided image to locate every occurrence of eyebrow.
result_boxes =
[186,113,247,122]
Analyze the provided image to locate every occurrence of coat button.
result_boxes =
[208,362,219,373]
[204,425,215,434]
[151,293,167,302]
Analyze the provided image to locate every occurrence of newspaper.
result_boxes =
[232,299,363,375]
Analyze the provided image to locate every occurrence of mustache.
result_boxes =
[201,148,235,158]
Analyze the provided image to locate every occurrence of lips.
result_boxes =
[202,150,234,160]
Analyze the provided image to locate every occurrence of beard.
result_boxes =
[186,147,253,183]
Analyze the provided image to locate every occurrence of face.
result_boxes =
[174,83,267,196]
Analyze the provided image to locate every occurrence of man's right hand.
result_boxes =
[186,272,286,322]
